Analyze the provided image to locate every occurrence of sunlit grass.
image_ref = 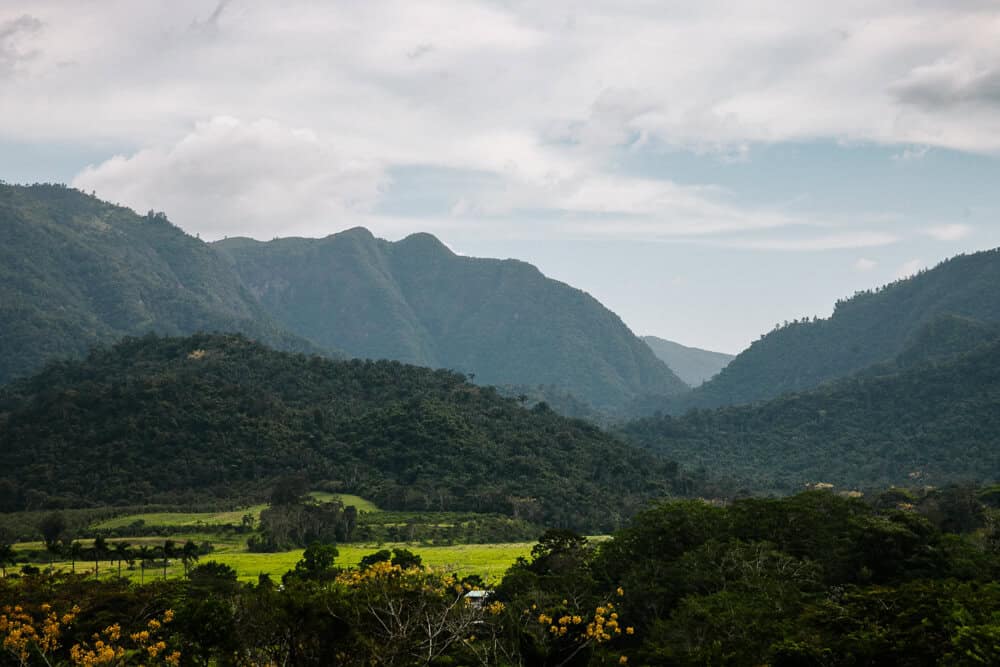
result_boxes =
[15,541,533,584]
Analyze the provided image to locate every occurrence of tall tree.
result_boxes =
[180,540,200,575]
[92,536,109,577]
[114,541,132,578]
[68,541,83,574]
[0,543,15,577]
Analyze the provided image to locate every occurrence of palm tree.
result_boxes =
[92,536,109,577]
[138,545,153,584]
[68,541,83,574]
[180,540,200,575]
[161,540,176,580]
[114,542,132,578]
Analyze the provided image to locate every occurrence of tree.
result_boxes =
[68,541,83,574]
[92,536,109,576]
[138,545,153,584]
[181,540,200,575]
[114,541,132,578]
[0,543,15,577]
[286,543,339,583]
[162,540,177,580]
[38,512,66,549]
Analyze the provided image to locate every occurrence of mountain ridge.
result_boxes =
[641,335,734,387]
[215,229,689,411]
[659,247,1000,413]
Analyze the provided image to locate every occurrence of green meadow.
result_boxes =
[10,495,535,584]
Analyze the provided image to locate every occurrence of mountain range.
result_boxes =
[215,230,688,411]
[0,184,686,413]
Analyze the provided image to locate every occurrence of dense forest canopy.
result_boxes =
[0,333,700,532]
[620,329,1000,493]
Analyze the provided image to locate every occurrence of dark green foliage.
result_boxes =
[215,228,688,412]
[37,512,66,547]
[4,490,1000,665]
[0,183,330,386]
[286,543,340,583]
[662,248,1000,412]
[249,498,356,551]
[0,333,693,531]
[620,337,1000,492]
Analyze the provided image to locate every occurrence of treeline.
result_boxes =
[619,335,1000,493]
[0,333,705,532]
[3,488,1000,665]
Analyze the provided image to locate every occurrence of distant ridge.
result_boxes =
[215,229,689,411]
[641,336,734,387]
[662,247,1000,413]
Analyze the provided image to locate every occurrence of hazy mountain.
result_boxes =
[641,336,734,387]
[620,328,1000,493]
[215,229,688,411]
[0,184,326,384]
[663,248,1000,412]
[0,334,697,531]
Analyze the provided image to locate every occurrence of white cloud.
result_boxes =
[924,223,973,241]
[854,257,878,271]
[0,0,996,244]
[72,117,387,240]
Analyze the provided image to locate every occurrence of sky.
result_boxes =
[2,1,1000,353]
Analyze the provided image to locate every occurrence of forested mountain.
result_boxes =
[0,334,698,531]
[663,248,1000,412]
[619,329,1000,493]
[0,184,325,385]
[215,230,688,412]
[641,335,734,386]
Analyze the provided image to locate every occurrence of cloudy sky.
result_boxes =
[3,1,1000,353]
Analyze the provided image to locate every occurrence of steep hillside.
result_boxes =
[0,184,325,384]
[0,334,697,531]
[619,331,1000,493]
[215,230,688,411]
[641,336,734,386]
[667,248,1000,411]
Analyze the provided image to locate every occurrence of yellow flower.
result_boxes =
[619,656,628,664]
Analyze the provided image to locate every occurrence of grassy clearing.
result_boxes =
[89,492,378,532]
[15,541,533,584]
[92,506,268,530]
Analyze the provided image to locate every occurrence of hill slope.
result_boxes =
[215,230,688,411]
[0,334,695,531]
[641,336,734,386]
[619,329,1000,493]
[0,184,325,384]
[667,248,1000,412]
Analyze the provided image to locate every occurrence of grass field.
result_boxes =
[12,494,540,583]
[90,493,379,532]
[17,540,533,584]
[92,506,269,530]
